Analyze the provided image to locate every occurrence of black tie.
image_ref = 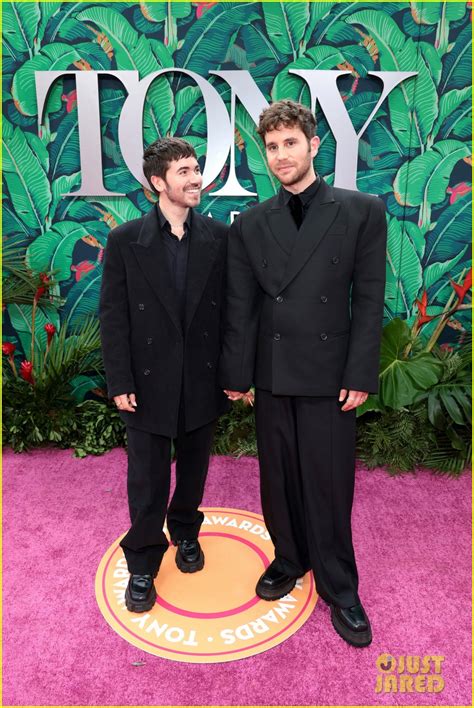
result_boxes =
[288,194,303,229]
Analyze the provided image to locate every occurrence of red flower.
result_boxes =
[2,342,16,356]
[19,360,35,384]
[3,342,18,377]
[446,182,472,205]
[450,268,472,305]
[196,2,218,19]
[34,286,45,302]
[70,260,95,282]
[61,89,77,113]
[415,291,435,325]
[34,273,50,304]
[44,323,57,346]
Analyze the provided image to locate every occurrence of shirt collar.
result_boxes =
[281,173,321,207]
[156,203,192,231]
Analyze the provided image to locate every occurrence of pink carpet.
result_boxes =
[2,447,471,706]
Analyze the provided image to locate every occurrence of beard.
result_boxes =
[273,149,313,187]
[163,183,201,208]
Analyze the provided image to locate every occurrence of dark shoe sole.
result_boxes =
[330,607,372,647]
[256,576,297,601]
[175,548,205,573]
[125,583,157,613]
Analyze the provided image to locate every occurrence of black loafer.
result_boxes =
[330,602,372,647]
[125,574,157,613]
[175,539,204,573]
[256,560,297,601]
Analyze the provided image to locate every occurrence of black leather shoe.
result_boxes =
[330,602,372,647]
[125,574,157,613]
[256,561,297,601]
[175,539,204,573]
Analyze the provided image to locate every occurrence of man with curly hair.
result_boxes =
[220,100,387,647]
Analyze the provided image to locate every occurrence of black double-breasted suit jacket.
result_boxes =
[219,177,387,396]
[99,205,230,438]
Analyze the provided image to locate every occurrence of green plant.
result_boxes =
[70,400,127,457]
[356,406,437,475]
[3,314,103,398]
[357,399,471,476]
[3,290,105,453]
[3,240,51,306]
[3,395,127,456]
[415,331,471,473]
[212,398,257,457]
[356,321,471,474]
[3,392,79,452]
[423,425,471,475]
[359,304,471,410]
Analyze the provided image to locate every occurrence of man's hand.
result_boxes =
[242,390,255,407]
[224,390,246,402]
[114,393,137,412]
[224,390,255,406]
[339,389,368,411]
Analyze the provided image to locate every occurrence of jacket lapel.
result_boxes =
[276,178,340,292]
[265,200,298,256]
[129,206,182,335]
[184,212,219,332]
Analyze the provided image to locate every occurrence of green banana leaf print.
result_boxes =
[2,1,471,361]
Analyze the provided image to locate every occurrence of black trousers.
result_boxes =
[120,402,216,575]
[255,388,360,609]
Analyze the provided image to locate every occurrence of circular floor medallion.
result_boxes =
[95,507,317,663]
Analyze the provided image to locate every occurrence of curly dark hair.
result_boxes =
[257,100,317,142]
[143,137,197,193]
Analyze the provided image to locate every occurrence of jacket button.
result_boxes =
[144,368,151,375]
[274,333,281,341]
[211,300,216,307]
[320,295,328,303]
[262,259,268,268]
[203,331,209,338]
[320,333,328,341]
[138,303,145,310]
[331,256,339,264]
[207,361,213,368]
[276,295,283,303]
[147,337,153,344]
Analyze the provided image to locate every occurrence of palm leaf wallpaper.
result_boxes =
[3,1,472,369]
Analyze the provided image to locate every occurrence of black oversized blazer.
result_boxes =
[219,177,387,396]
[99,205,230,437]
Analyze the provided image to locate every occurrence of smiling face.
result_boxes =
[264,124,320,192]
[150,155,203,209]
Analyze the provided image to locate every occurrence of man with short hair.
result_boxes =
[100,137,229,612]
[220,100,387,647]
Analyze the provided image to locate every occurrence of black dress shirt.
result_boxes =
[156,203,192,326]
[281,173,321,228]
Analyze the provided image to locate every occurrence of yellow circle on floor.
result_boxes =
[95,507,317,663]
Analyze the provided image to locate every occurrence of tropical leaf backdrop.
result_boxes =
[3,1,472,382]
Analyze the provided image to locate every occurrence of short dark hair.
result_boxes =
[257,100,317,142]
[143,137,197,193]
